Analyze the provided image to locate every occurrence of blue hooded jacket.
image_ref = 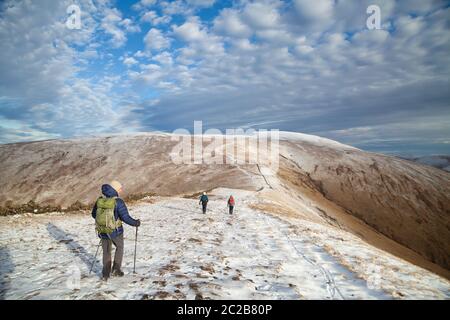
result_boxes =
[91,184,139,239]
[199,194,208,203]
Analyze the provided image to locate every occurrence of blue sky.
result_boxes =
[0,0,449,156]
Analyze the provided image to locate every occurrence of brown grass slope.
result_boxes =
[278,139,450,275]
[0,134,260,209]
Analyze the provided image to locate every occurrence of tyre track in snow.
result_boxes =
[259,213,345,300]
[135,199,367,299]
[235,206,333,299]
[207,191,350,299]
[254,161,345,299]
[225,209,304,299]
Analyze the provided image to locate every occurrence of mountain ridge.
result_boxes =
[1,131,449,279]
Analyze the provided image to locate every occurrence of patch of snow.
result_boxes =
[277,131,359,150]
[0,190,448,300]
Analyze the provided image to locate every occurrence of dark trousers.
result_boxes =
[101,233,124,278]
[201,202,207,214]
[229,206,234,215]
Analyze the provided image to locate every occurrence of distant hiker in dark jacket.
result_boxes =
[199,192,208,214]
[91,180,141,281]
[227,195,235,215]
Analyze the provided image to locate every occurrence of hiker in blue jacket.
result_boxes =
[199,192,209,214]
[91,181,141,280]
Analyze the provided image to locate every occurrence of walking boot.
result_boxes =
[112,263,124,277]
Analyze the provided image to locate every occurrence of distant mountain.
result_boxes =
[399,155,450,172]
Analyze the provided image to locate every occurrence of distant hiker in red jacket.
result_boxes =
[227,195,235,215]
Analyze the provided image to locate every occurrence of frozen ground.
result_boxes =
[0,188,448,300]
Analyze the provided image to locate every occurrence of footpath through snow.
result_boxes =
[0,188,449,300]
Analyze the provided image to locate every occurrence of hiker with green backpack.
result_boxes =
[91,181,141,281]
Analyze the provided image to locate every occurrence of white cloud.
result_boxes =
[123,57,138,66]
[120,18,141,33]
[294,0,334,22]
[142,0,157,5]
[152,52,174,65]
[185,0,216,8]
[141,10,172,25]
[396,0,447,15]
[255,28,295,45]
[130,64,163,85]
[294,44,314,55]
[172,17,224,56]
[128,2,450,156]
[100,7,140,48]
[214,8,252,38]
[1,0,449,155]
[134,50,149,58]
[161,0,192,15]
[0,0,136,142]
[242,2,281,29]
[132,0,157,11]
[172,17,207,42]
[101,8,128,48]
[144,28,171,51]
[231,38,258,51]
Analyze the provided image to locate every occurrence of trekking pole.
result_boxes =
[133,226,138,274]
[89,239,102,275]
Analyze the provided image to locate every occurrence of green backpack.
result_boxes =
[95,197,122,234]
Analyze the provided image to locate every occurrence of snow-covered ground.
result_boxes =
[0,188,448,300]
